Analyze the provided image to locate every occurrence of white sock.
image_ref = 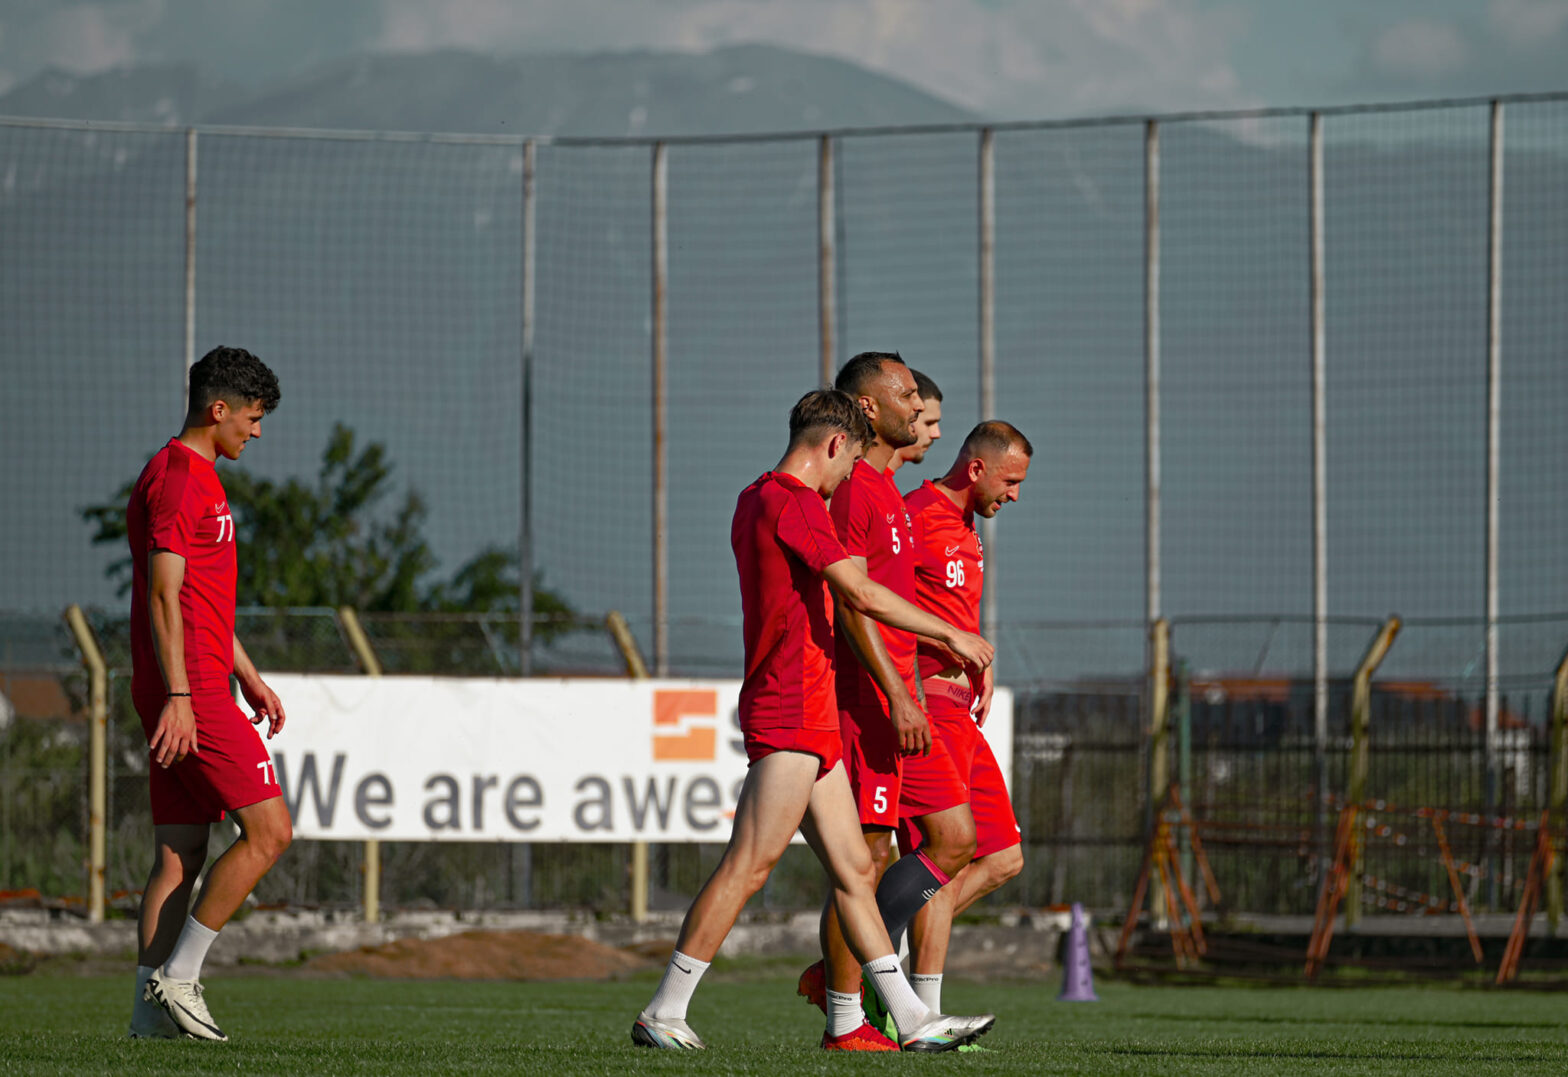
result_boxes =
[911,972,943,1013]
[163,916,219,980]
[862,953,930,1037]
[134,965,156,1006]
[827,989,865,1037]
[646,950,710,1020]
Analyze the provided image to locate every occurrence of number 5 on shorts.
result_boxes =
[873,786,888,815]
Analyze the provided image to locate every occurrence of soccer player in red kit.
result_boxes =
[804,353,981,1043]
[889,368,943,477]
[125,347,292,1042]
[900,420,1033,1017]
[632,390,995,1054]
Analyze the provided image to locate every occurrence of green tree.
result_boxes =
[82,422,575,636]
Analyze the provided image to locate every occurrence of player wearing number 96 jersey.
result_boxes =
[898,419,1034,1019]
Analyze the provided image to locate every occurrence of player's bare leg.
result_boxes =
[187,795,292,930]
[673,750,820,961]
[146,796,291,1041]
[138,825,210,967]
[911,802,978,879]
[820,828,894,998]
[130,824,208,1038]
[910,843,1024,984]
[635,750,820,1048]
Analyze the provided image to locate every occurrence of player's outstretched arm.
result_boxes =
[823,559,994,672]
[233,634,286,739]
[147,550,197,767]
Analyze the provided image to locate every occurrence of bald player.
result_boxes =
[899,421,1032,1018]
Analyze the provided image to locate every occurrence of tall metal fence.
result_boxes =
[3,93,1568,920]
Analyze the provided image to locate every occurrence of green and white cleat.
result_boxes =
[145,968,228,1042]
[863,978,897,1042]
[899,1012,995,1053]
[631,1011,707,1049]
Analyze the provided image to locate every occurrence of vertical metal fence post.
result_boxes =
[183,128,198,404]
[818,135,836,388]
[978,127,999,646]
[515,138,537,909]
[1144,119,1163,855]
[1346,615,1400,926]
[519,139,536,678]
[338,607,383,923]
[651,142,669,677]
[63,605,107,923]
[1484,102,1505,911]
[1309,111,1330,877]
[1144,120,1161,647]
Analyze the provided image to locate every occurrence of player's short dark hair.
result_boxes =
[909,368,942,402]
[188,346,281,414]
[960,420,1033,460]
[789,389,875,449]
[835,351,905,398]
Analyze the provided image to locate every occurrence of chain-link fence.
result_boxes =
[3,93,1567,920]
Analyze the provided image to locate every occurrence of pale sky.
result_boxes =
[0,0,1564,118]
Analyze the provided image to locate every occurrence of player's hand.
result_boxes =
[945,629,994,673]
[974,665,996,728]
[149,696,198,768]
[241,676,287,739]
[890,693,932,756]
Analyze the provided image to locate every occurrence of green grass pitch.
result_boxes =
[3,968,1567,1075]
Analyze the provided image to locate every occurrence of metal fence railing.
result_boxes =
[4,608,1563,923]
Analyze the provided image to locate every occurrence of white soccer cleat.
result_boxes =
[145,968,228,1042]
[630,1011,707,1049]
[898,1011,995,1053]
[128,992,184,1040]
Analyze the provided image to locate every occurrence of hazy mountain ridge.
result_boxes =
[0,45,976,136]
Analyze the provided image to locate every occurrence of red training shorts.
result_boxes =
[840,703,902,828]
[134,686,277,825]
[742,720,843,781]
[899,678,1021,859]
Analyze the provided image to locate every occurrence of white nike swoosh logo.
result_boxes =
[944,545,961,557]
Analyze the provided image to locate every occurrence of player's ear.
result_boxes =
[968,456,986,483]
[210,398,229,423]
[827,431,848,458]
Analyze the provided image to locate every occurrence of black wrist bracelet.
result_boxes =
[168,692,192,697]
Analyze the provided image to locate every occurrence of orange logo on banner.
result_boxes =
[652,689,718,761]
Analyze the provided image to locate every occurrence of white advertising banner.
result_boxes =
[260,674,1013,843]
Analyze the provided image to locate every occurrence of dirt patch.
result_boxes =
[304,930,665,981]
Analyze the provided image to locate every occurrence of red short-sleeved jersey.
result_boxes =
[906,480,983,679]
[830,459,919,709]
[127,438,238,699]
[732,471,850,732]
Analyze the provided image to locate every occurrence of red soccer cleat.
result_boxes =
[797,960,827,1013]
[821,1022,899,1051]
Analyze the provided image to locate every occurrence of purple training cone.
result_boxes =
[1057,902,1099,1001]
